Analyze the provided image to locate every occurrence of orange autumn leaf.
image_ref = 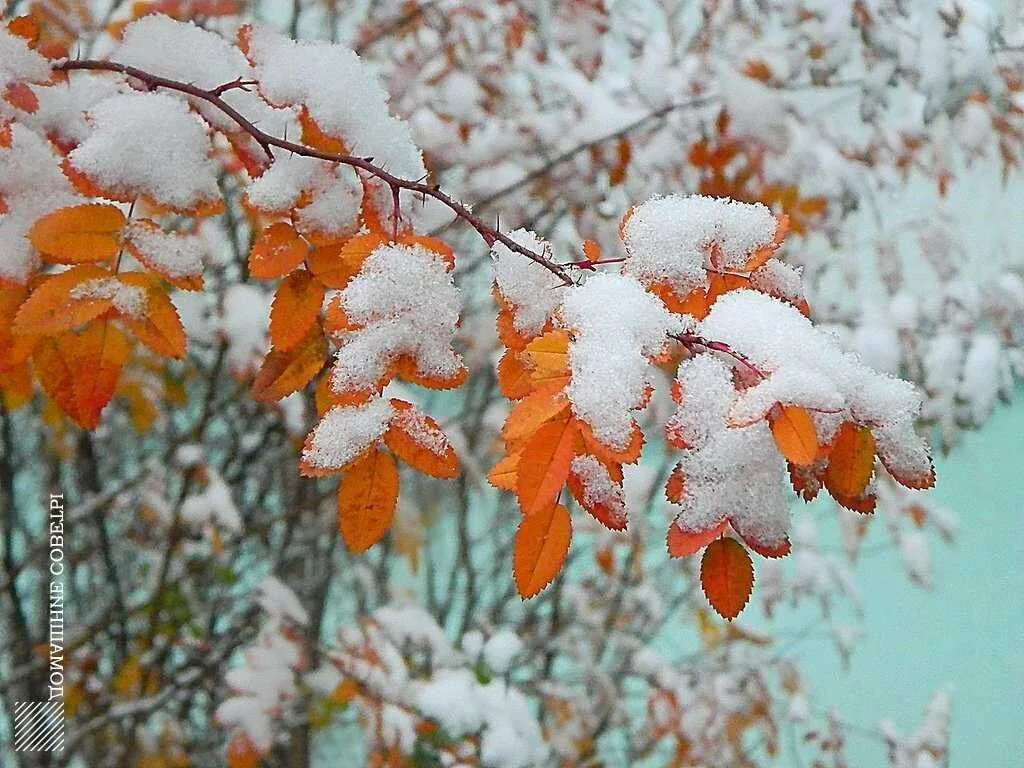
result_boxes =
[487,447,523,491]
[566,455,626,530]
[399,234,455,271]
[249,222,309,279]
[337,445,399,552]
[384,399,459,479]
[667,520,728,558]
[501,384,571,446]
[4,82,39,114]
[522,330,571,383]
[0,286,35,370]
[700,537,754,620]
[496,350,534,399]
[578,419,644,465]
[769,404,820,466]
[121,219,204,291]
[33,322,130,429]
[13,264,116,336]
[392,355,468,391]
[823,422,876,499]
[0,364,33,411]
[225,733,263,768]
[307,232,385,288]
[269,269,324,352]
[116,273,186,358]
[513,503,572,598]
[250,324,326,402]
[515,417,579,514]
[28,203,126,264]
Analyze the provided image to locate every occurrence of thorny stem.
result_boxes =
[54,58,576,285]
[673,333,767,380]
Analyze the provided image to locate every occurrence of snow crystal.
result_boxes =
[68,92,220,212]
[123,220,205,280]
[667,354,790,548]
[243,25,425,184]
[69,278,147,319]
[699,291,925,432]
[113,15,292,140]
[560,272,682,449]
[569,455,627,523]
[25,76,125,145]
[390,404,448,456]
[482,629,523,674]
[301,397,393,471]
[247,153,362,240]
[622,195,778,296]
[491,229,562,336]
[0,27,50,93]
[332,244,463,395]
[255,576,309,626]
[0,124,83,284]
[415,669,548,768]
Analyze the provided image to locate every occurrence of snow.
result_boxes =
[958,333,1002,424]
[622,195,778,297]
[25,76,126,146]
[0,27,50,93]
[242,25,425,184]
[69,277,147,319]
[560,272,682,450]
[180,467,241,531]
[491,229,562,336]
[113,15,291,141]
[220,284,271,373]
[482,629,523,674]
[254,576,309,626]
[0,124,83,284]
[301,397,393,471]
[414,669,548,767]
[68,92,221,212]
[246,153,362,240]
[389,402,448,456]
[667,354,790,548]
[123,220,206,281]
[569,455,627,525]
[331,244,463,395]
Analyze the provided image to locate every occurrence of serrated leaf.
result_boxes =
[249,222,309,279]
[251,324,326,402]
[269,268,324,352]
[337,445,399,552]
[384,399,459,479]
[769,404,820,466]
[700,537,754,620]
[29,204,126,263]
[13,265,116,335]
[515,417,579,515]
[823,422,875,499]
[513,503,571,598]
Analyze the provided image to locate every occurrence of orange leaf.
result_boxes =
[487,448,522,491]
[249,222,309,279]
[33,322,129,429]
[0,286,35,370]
[251,324,326,402]
[29,204,126,264]
[667,520,728,558]
[13,264,116,335]
[578,418,644,465]
[501,384,570,447]
[116,273,186,358]
[399,234,455,271]
[566,456,626,531]
[769,405,820,466]
[392,355,468,391]
[513,503,572,598]
[226,733,263,768]
[307,241,369,289]
[384,399,459,479]
[270,269,324,352]
[337,445,399,552]
[122,219,204,291]
[522,330,570,383]
[515,417,579,514]
[496,350,533,399]
[4,82,38,114]
[823,422,875,499]
[700,537,754,620]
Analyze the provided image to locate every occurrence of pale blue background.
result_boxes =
[793,397,1024,765]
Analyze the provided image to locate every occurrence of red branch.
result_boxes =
[54,58,574,285]
[673,333,766,380]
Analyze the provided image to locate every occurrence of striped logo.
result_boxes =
[13,701,64,752]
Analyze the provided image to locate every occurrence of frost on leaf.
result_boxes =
[621,194,785,307]
[330,244,464,398]
[560,272,681,452]
[67,92,221,213]
[300,396,393,476]
[491,229,562,341]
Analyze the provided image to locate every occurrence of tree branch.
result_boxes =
[54,58,574,285]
